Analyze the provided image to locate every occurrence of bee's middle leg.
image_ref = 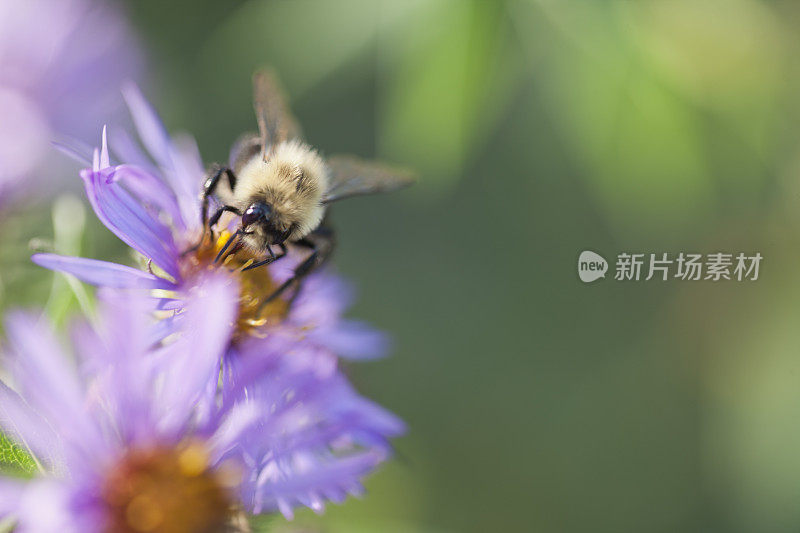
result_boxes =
[260,228,335,307]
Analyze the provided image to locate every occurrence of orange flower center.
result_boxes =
[179,231,290,338]
[101,443,236,533]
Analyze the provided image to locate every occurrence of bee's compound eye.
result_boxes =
[242,202,271,227]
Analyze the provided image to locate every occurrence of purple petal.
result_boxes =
[309,321,390,360]
[157,273,238,436]
[113,164,183,228]
[122,85,202,231]
[293,272,354,318]
[147,313,178,347]
[4,313,101,456]
[155,298,183,311]
[167,134,205,232]
[108,126,158,174]
[0,478,23,519]
[122,83,171,169]
[32,253,172,289]
[96,166,176,245]
[16,480,75,532]
[51,137,93,167]
[253,451,386,517]
[81,166,180,279]
[207,402,261,463]
[84,292,162,445]
[99,125,110,169]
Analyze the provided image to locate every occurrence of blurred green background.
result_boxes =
[9,0,800,531]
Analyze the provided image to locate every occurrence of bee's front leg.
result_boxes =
[241,244,288,272]
[180,166,240,256]
[208,205,242,230]
[201,166,238,228]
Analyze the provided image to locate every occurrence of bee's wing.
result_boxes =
[253,69,301,154]
[228,132,261,172]
[323,155,416,204]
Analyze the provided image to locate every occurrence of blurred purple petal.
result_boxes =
[208,402,261,462]
[4,313,100,452]
[116,89,203,231]
[157,273,237,436]
[108,126,158,174]
[15,480,75,532]
[167,134,205,231]
[0,478,23,519]
[254,451,385,517]
[51,137,93,167]
[310,321,391,360]
[0,0,141,208]
[87,292,164,445]
[122,83,171,169]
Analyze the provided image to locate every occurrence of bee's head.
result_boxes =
[241,201,291,245]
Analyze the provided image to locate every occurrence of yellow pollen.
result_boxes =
[177,443,208,477]
[101,443,232,533]
[126,494,164,532]
[179,231,290,338]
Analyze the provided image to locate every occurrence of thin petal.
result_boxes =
[291,272,354,321]
[81,166,180,279]
[51,136,93,167]
[99,126,110,169]
[32,254,172,289]
[122,83,171,169]
[122,85,203,230]
[108,126,159,174]
[310,321,390,360]
[167,134,205,232]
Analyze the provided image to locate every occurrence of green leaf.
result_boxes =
[0,432,37,478]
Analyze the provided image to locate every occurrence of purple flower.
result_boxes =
[26,88,406,522]
[225,339,404,518]
[33,86,389,360]
[0,0,142,209]
[0,277,404,530]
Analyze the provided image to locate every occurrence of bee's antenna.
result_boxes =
[214,229,242,264]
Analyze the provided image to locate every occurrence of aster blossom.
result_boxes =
[27,85,406,520]
[0,277,404,531]
[0,0,141,208]
[34,85,389,360]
